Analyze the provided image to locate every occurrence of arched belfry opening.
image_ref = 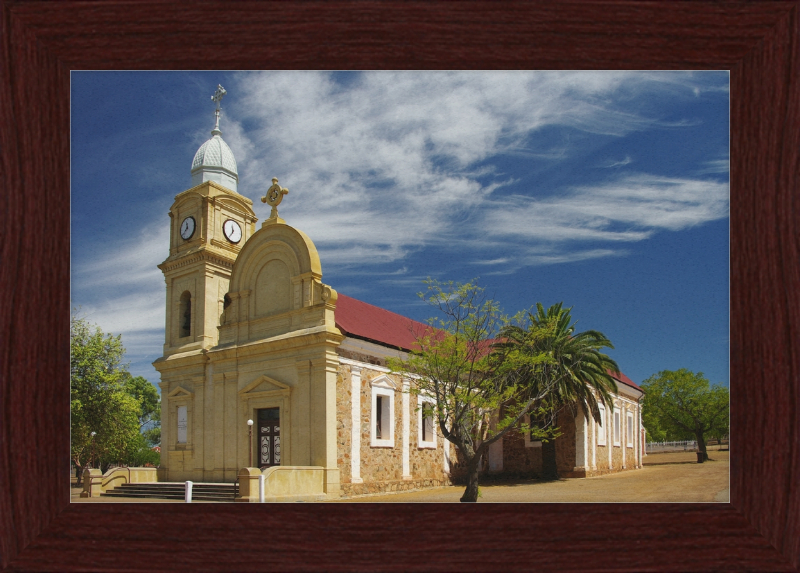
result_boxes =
[179,291,192,338]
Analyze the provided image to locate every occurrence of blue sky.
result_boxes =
[71,71,729,390]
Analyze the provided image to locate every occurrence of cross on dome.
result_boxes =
[211,84,227,135]
[212,84,227,109]
[190,83,238,192]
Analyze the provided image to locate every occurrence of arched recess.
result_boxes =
[179,291,192,338]
[255,259,291,317]
[228,223,322,296]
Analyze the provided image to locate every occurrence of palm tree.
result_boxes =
[499,302,619,478]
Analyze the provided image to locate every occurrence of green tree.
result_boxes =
[498,302,619,479]
[125,433,161,467]
[122,374,159,430]
[640,406,670,443]
[390,280,558,503]
[640,369,729,460]
[142,405,162,448]
[71,314,149,474]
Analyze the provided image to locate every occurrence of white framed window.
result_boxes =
[613,407,621,447]
[370,376,395,448]
[177,405,188,444]
[597,403,606,446]
[524,413,543,448]
[626,411,634,448]
[417,395,437,449]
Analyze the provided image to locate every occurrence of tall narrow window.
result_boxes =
[613,408,621,446]
[371,379,395,448]
[180,291,192,338]
[418,397,436,448]
[376,395,385,439]
[524,413,544,448]
[627,412,634,447]
[422,403,433,442]
[177,406,188,444]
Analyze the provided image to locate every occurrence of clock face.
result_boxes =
[223,219,242,244]
[180,216,196,240]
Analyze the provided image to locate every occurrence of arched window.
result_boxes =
[179,291,192,338]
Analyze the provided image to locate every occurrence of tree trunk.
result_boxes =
[695,430,709,461]
[460,456,482,502]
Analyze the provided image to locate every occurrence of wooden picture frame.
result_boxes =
[1,2,798,570]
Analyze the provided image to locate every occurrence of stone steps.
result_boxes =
[101,482,237,502]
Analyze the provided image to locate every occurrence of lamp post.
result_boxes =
[247,419,254,467]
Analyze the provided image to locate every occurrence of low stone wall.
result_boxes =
[80,466,159,498]
[340,477,450,498]
[236,466,327,502]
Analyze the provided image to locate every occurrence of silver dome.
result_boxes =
[191,133,239,192]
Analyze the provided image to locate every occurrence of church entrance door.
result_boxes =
[257,408,281,469]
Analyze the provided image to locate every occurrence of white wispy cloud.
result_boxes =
[72,223,168,341]
[482,174,729,241]
[601,155,633,168]
[219,71,728,272]
[697,159,730,174]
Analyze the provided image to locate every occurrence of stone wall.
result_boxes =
[496,429,543,478]
[358,368,405,482]
[335,366,352,483]
[408,395,449,482]
[336,360,452,494]
[341,477,450,497]
[582,396,642,476]
[555,408,577,475]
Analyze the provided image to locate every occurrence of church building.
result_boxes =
[153,87,644,500]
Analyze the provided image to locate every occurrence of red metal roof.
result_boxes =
[335,293,641,393]
[335,293,430,350]
[610,370,642,393]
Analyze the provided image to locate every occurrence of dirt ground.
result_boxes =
[332,449,730,503]
[71,449,729,504]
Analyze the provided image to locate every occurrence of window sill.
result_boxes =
[417,442,436,450]
[370,440,394,448]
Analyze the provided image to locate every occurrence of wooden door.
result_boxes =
[257,407,281,469]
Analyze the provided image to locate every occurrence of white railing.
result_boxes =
[646,440,697,452]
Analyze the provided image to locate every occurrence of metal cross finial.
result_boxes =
[211,84,227,110]
[210,84,227,134]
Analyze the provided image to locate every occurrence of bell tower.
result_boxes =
[157,85,257,354]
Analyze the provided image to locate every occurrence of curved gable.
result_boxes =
[219,221,338,345]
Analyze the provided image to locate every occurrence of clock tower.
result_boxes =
[157,85,257,354]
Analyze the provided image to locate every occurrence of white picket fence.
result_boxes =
[646,440,697,453]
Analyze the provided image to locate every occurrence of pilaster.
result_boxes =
[401,378,411,480]
[574,405,588,471]
[488,411,504,474]
[350,366,363,483]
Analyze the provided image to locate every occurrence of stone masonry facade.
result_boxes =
[336,352,451,497]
